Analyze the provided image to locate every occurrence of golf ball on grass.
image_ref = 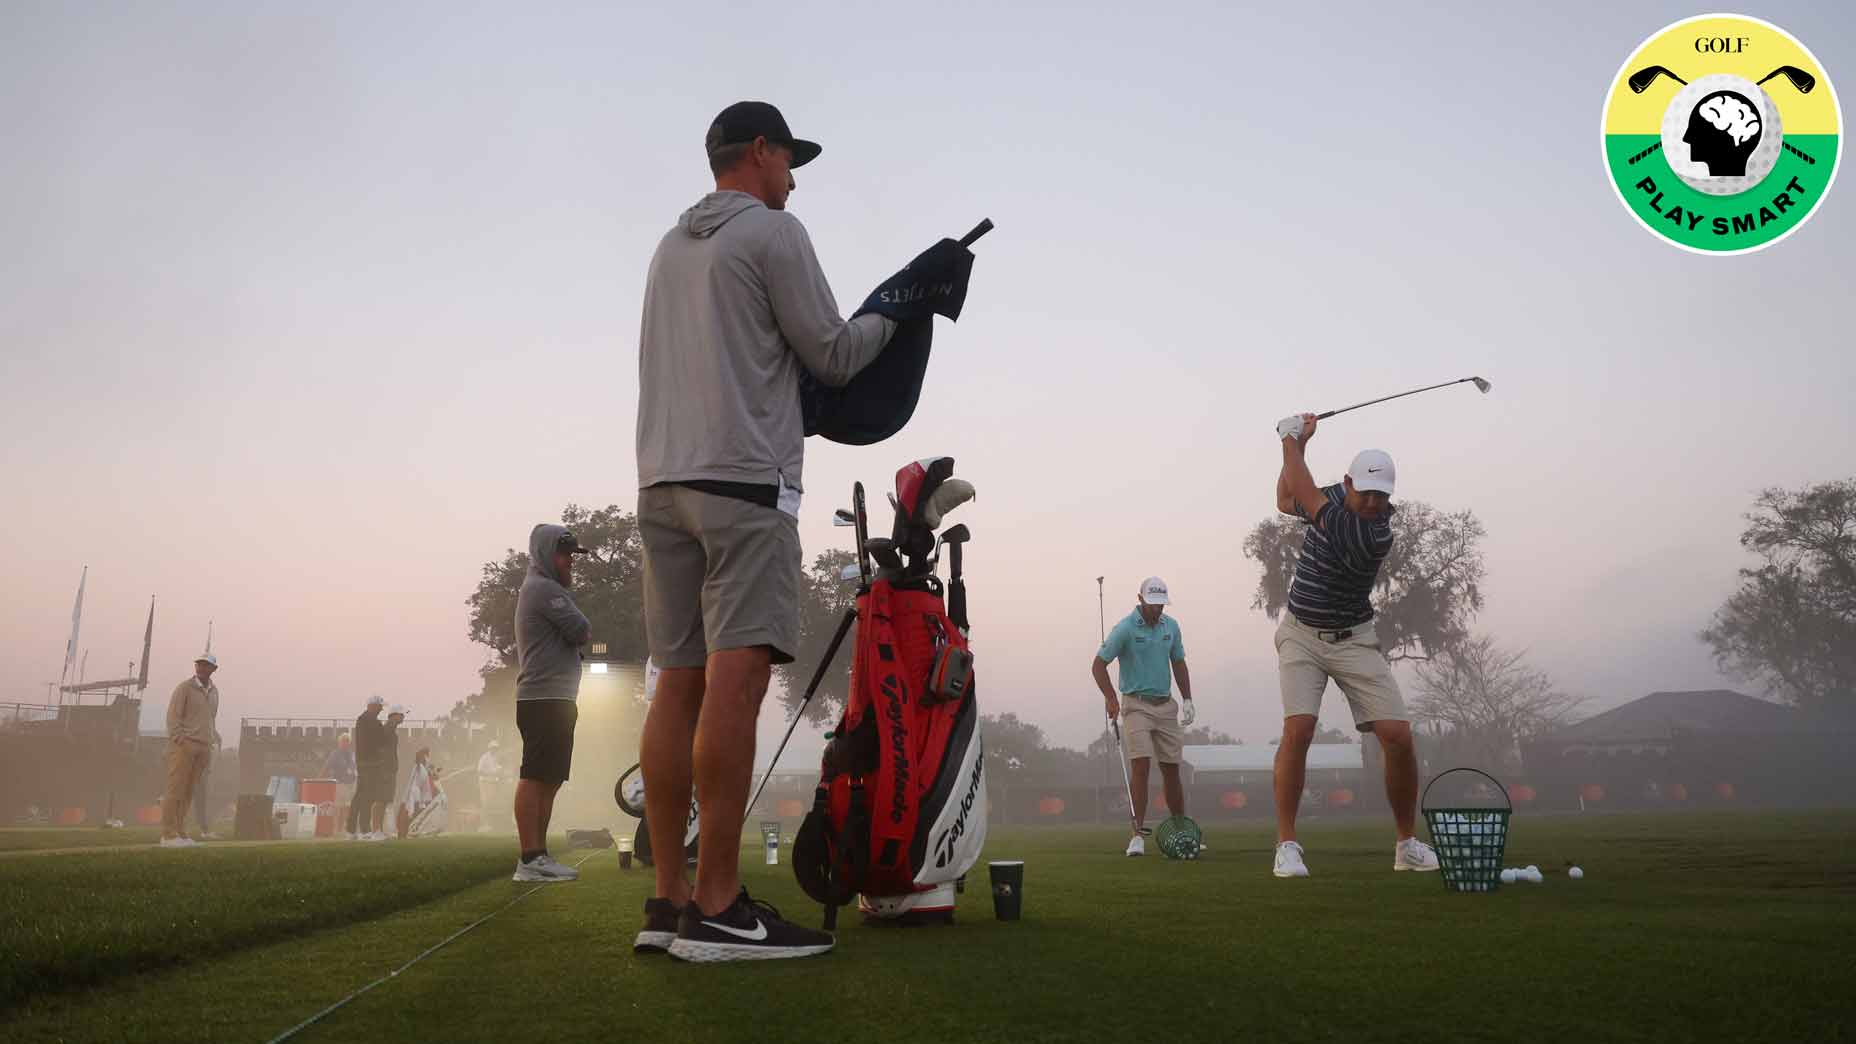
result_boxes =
[1500,869,1518,884]
[1568,866,1584,880]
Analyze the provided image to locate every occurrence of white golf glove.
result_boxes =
[1275,415,1305,442]
[1178,697,1196,727]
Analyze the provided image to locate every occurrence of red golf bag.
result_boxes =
[793,457,987,927]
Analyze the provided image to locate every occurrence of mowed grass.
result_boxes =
[0,826,165,852]
[0,835,514,1012]
[5,812,1856,1044]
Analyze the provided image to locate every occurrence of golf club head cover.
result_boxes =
[800,239,977,446]
[920,479,975,530]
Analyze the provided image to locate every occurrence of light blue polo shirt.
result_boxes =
[1097,609,1185,700]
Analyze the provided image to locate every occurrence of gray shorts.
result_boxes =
[639,484,801,669]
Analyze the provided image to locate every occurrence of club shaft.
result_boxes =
[743,606,858,824]
[1317,377,1475,420]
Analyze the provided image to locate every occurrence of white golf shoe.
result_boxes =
[1273,840,1309,878]
[1394,836,1440,872]
[512,854,578,883]
[1124,834,1145,857]
[157,836,197,849]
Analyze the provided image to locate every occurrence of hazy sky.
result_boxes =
[3,1,1851,758]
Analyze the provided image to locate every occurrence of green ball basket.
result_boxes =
[1155,815,1202,860]
[1421,767,1511,894]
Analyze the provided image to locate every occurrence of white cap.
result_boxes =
[1138,577,1170,606]
[1347,449,1396,496]
[389,703,407,716]
[194,653,218,668]
[366,694,385,707]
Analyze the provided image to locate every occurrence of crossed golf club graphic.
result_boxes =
[1625,64,1820,167]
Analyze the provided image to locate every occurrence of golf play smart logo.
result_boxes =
[1601,14,1841,254]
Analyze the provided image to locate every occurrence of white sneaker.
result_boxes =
[512,855,576,883]
[198,832,221,841]
[158,836,196,849]
[1273,841,1309,878]
[1125,835,1145,857]
[1394,836,1440,872]
[365,832,388,842]
[345,832,359,841]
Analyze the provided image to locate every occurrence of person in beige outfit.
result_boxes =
[159,654,220,848]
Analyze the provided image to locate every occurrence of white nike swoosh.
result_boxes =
[702,918,768,941]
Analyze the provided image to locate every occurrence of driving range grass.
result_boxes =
[4,812,1854,1043]
[0,826,165,853]
[0,835,513,1012]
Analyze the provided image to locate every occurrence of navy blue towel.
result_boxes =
[801,238,976,446]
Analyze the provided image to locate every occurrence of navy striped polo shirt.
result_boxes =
[1287,484,1394,631]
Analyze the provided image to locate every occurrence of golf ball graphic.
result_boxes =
[1661,75,1785,194]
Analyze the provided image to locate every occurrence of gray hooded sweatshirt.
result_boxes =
[636,191,893,500]
[515,524,592,703]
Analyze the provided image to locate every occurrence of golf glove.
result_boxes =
[1276,415,1305,441]
[1179,698,1196,728]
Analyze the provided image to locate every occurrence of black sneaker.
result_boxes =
[667,890,834,963]
[634,898,682,954]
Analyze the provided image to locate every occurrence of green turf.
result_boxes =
[0,826,165,852]
[5,813,1855,1043]
[0,835,513,1012]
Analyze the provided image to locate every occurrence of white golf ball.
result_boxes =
[1500,869,1518,884]
[1568,866,1584,880]
[1526,869,1544,884]
[1525,864,1539,875]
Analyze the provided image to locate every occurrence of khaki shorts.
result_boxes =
[1275,615,1408,731]
[1120,696,1184,764]
[640,484,801,669]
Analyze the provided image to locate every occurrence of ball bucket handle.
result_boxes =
[1420,766,1512,814]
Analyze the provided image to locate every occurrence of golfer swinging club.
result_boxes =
[1270,412,1438,878]
[1091,577,1194,856]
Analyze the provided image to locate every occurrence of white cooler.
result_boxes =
[273,802,318,840]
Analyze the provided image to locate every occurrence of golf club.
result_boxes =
[1627,65,1687,93]
[1109,717,1139,837]
[743,604,859,824]
[1282,376,1491,436]
[1757,65,1816,93]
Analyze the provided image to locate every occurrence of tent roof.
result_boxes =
[1544,690,1810,742]
[1184,743,1362,773]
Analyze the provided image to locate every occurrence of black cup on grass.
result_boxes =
[989,860,1023,921]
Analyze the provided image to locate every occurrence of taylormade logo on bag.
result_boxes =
[882,674,910,824]
[932,751,986,869]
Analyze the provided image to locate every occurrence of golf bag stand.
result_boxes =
[793,457,988,928]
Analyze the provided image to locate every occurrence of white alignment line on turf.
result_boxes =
[263,852,600,1044]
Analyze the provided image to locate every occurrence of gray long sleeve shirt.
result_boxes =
[515,524,592,702]
[635,191,894,498]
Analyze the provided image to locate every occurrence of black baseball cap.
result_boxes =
[557,531,592,556]
[705,101,821,168]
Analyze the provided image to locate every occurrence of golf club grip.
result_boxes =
[958,219,994,248]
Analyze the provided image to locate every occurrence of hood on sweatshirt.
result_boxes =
[678,191,764,240]
[528,523,573,586]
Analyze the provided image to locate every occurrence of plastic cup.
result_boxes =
[988,860,1024,921]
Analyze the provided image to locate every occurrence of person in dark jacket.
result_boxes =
[347,695,386,840]
[511,523,591,882]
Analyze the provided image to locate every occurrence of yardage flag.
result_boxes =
[62,566,86,684]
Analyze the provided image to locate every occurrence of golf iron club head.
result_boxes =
[833,508,856,527]
[1473,377,1492,393]
[1627,65,1687,93]
[1758,65,1816,93]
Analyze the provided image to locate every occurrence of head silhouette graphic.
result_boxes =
[1681,91,1763,176]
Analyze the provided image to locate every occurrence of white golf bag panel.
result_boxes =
[912,711,988,889]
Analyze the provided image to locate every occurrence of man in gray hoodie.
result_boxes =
[632,101,892,961]
[512,522,592,883]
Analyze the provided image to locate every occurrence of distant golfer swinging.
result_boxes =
[1270,412,1438,878]
[1091,577,1194,856]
